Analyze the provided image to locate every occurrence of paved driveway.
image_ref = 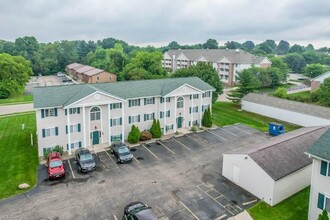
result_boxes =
[0,124,269,220]
[0,103,34,115]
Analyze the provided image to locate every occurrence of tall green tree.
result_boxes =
[203,39,218,49]
[314,78,330,106]
[225,41,241,49]
[241,41,255,51]
[284,53,306,73]
[318,209,329,220]
[304,63,327,78]
[303,51,322,64]
[289,44,305,54]
[0,53,32,98]
[202,108,212,127]
[277,40,290,55]
[171,62,223,102]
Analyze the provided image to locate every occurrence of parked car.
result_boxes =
[110,142,133,163]
[123,202,158,220]
[46,152,65,179]
[75,148,96,173]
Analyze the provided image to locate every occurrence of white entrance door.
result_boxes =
[232,164,240,184]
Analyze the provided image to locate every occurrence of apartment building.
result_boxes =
[163,49,271,85]
[306,128,330,220]
[65,63,117,83]
[33,77,214,157]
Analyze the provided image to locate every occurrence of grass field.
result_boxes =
[248,187,310,220]
[0,113,39,199]
[0,94,33,105]
[212,102,300,132]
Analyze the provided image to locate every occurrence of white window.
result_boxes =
[70,124,79,133]
[90,107,101,121]
[130,99,140,107]
[193,94,199,99]
[70,141,81,149]
[69,108,80,114]
[131,115,140,123]
[45,128,56,137]
[203,91,211,98]
[112,118,122,126]
[325,197,330,212]
[202,104,210,112]
[166,124,173,131]
[111,103,122,109]
[145,113,155,121]
[45,109,55,117]
[177,97,184,108]
[145,98,154,105]
[191,106,198,113]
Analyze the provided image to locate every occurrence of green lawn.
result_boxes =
[287,91,311,99]
[0,113,39,199]
[248,187,310,220]
[212,102,300,132]
[0,94,33,105]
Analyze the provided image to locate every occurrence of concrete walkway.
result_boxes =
[218,87,238,102]
[0,103,34,115]
[228,210,253,220]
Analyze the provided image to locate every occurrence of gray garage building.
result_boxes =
[222,126,328,206]
[241,93,330,127]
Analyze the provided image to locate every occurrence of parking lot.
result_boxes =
[0,124,269,220]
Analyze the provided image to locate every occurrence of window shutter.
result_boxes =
[129,100,131,107]
[67,144,69,150]
[41,109,45,118]
[120,117,122,125]
[160,97,163,103]
[196,107,198,113]
[77,108,80,114]
[138,99,141,106]
[152,113,155,119]
[189,107,191,114]
[120,103,122,108]
[318,193,325,209]
[55,127,59,136]
[153,97,155,104]
[190,95,192,100]
[160,112,163,119]
[167,97,170,102]
[189,121,191,126]
[144,114,146,121]
[168,110,170,117]
[144,98,147,105]
[138,115,140,122]
[321,161,327,176]
[54,108,58,117]
[110,119,113,127]
[171,125,173,130]
[110,104,113,110]
[78,124,81,132]
[66,125,68,134]
[79,141,82,148]
[65,109,67,115]
[202,93,205,98]
[42,129,46,138]
[128,116,131,124]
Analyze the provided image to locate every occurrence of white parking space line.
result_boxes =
[206,130,228,141]
[105,151,120,169]
[133,156,140,164]
[113,215,118,220]
[219,127,239,137]
[172,138,191,151]
[67,159,75,179]
[95,153,107,168]
[142,144,159,159]
[179,201,200,220]
[214,214,227,220]
[232,124,253,134]
[157,141,176,155]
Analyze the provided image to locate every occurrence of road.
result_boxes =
[0,103,34,115]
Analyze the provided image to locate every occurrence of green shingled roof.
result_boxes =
[33,77,215,109]
[307,128,330,161]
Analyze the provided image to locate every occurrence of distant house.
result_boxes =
[163,49,271,85]
[65,63,117,84]
[306,128,330,220]
[311,71,330,91]
[242,93,330,126]
[223,126,328,206]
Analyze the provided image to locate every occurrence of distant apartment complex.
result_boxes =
[65,63,117,84]
[163,49,271,85]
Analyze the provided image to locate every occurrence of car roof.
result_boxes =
[135,208,158,220]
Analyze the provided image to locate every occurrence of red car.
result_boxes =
[46,152,65,179]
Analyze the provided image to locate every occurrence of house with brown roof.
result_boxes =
[223,126,329,206]
[311,71,330,91]
[163,49,271,85]
[65,63,117,84]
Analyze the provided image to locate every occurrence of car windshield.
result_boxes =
[118,147,130,156]
[80,153,93,162]
[49,160,62,168]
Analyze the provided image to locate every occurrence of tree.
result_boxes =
[225,41,241,49]
[315,78,330,106]
[305,44,315,52]
[265,40,277,51]
[203,39,218,49]
[269,57,289,76]
[127,125,140,144]
[202,108,212,127]
[227,68,261,103]
[289,44,304,54]
[284,53,306,73]
[0,53,32,98]
[303,51,322,64]
[304,63,327,78]
[277,40,290,55]
[150,119,161,138]
[318,209,329,220]
[171,62,223,102]
[241,41,255,51]
[257,42,273,54]
[273,87,287,98]
[167,41,180,50]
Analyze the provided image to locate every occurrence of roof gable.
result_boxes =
[197,56,207,62]
[217,56,231,63]
[164,84,202,97]
[177,53,188,60]
[66,91,125,108]
[307,128,330,161]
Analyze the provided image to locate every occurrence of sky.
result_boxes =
[1,0,330,48]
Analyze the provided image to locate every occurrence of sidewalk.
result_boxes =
[0,103,34,115]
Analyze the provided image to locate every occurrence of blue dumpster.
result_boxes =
[269,122,285,136]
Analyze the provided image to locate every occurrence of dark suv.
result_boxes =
[123,202,158,220]
[75,148,96,173]
[110,142,133,163]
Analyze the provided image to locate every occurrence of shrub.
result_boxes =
[0,89,10,99]
[191,126,198,132]
[150,119,162,138]
[140,131,152,141]
[273,87,287,98]
[128,125,141,144]
[52,145,63,155]
[202,108,212,127]
[318,209,329,220]
[43,149,53,159]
